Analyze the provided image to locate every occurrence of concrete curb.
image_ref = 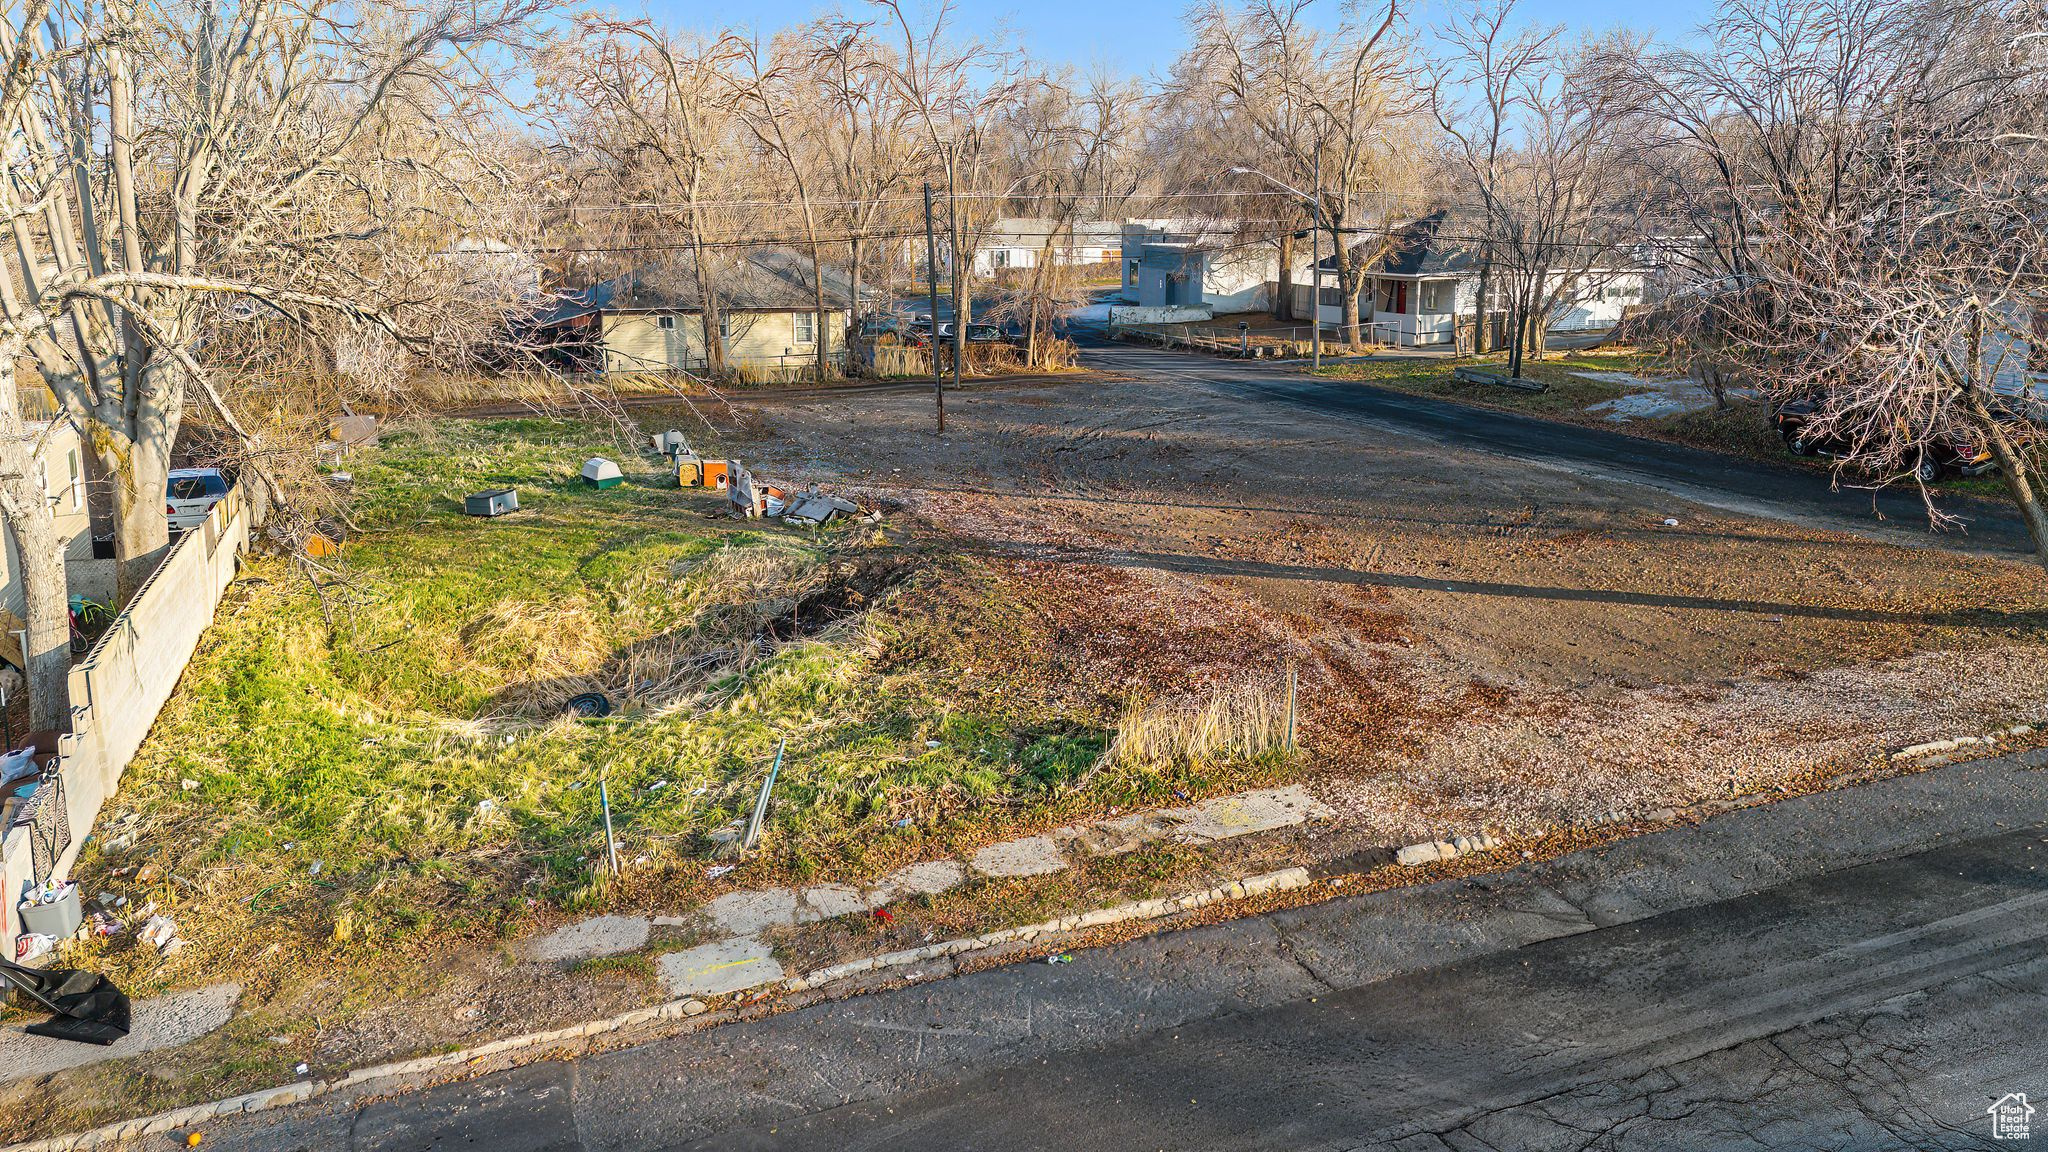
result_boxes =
[3,867,1312,1151]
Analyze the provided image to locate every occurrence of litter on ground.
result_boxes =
[726,463,869,526]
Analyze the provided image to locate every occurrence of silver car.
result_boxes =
[166,467,229,534]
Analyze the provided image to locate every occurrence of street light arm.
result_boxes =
[1227,165,1316,207]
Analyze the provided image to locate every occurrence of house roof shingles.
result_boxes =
[1317,210,1482,278]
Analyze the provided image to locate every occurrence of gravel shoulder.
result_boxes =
[735,349,2048,845]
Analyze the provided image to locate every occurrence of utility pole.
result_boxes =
[923,182,945,432]
[1310,141,1322,372]
[945,158,965,402]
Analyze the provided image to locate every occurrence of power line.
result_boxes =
[566,188,1309,213]
[535,228,935,255]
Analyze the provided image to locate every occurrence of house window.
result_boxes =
[67,449,80,509]
[991,249,1010,269]
[1419,280,1455,314]
[718,315,733,340]
[794,313,816,345]
[657,315,676,330]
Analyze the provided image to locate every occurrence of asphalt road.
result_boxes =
[205,750,2048,1152]
[1069,333,2037,561]
[723,826,2048,1151]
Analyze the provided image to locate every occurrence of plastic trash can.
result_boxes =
[20,885,81,939]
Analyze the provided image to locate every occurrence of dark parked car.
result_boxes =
[925,321,1016,344]
[854,313,923,341]
[1773,398,1997,482]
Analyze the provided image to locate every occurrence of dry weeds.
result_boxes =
[1107,679,1292,769]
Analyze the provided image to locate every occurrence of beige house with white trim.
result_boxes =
[0,415,110,666]
[537,250,856,381]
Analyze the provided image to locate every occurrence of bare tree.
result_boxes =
[1156,31,1312,322]
[1647,0,2048,563]
[875,0,1017,409]
[0,0,545,726]
[1182,0,1417,345]
[545,21,749,380]
[21,0,548,594]
[1427,0,1549,353]
[990,70,1143,365]
[804,20,922,358]
[736,36,840,381]
[1434,2,1646,376]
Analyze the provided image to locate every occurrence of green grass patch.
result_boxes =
[1313,349,1660,420]
[1644,396,1788,463]
[76,412,1285,1006]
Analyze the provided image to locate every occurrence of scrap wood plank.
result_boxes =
[1452,365,1547,392]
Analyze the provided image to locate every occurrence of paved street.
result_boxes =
[1067,333,2036,561]
[708,825,2048,1151]
[203,750,2048,1152]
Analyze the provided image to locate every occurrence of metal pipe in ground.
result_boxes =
[744,739,785,853]
[600,772,620,875]
[923,182,945,432]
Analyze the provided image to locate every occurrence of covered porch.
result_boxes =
[1291,272,1469,347]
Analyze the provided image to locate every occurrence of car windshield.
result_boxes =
[168,474,224,500]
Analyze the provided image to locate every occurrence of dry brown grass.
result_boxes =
[1107,679,1292,770]
[872,345,930,377]
[457,598,616,675]
[1034,338,1081,370]
[448,542,844,719]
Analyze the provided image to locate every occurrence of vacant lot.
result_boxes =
[7,356,2045,1140]
[740,363,2048,842]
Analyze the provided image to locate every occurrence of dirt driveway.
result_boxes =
[732,356,2048,843]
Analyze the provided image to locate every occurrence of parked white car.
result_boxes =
[166,467,229,534]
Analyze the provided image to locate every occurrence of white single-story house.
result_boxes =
[1121,222,1278,314]
[438,237,544,304]
[533,250,856,379]
[970,218,1122,277]
[1291,211,1648,348]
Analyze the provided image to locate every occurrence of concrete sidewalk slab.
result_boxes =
[657,939,784,997]
[970,837,1068,878]
[0,982,240,1085]
[799,884,868,920]
[1161,784,1326,841]
[704,889,798,935]
[520,915,650,964]
[874,859,967,900]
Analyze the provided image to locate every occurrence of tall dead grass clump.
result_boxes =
[1035,338,1080,370]
[680,546,829,643]
[457,598,613,674]
[871,345,929,377]
[1106,679,1291,769]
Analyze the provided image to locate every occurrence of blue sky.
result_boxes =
[641,0,1720,79]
